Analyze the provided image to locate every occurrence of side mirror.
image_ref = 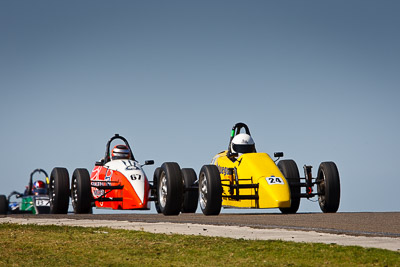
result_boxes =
[95,159,104,166]
[274,152,284,158]
[144,160,154,166]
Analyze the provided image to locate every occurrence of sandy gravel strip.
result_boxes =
[1,217,399,252]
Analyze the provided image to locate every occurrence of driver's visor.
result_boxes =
[232,143,256,154]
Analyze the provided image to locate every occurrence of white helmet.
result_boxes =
[231,133,256,155]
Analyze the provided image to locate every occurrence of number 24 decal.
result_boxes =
[266,176,284,185]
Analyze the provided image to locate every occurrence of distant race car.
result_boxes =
[197,122,340,215]
[49,134,196,215]
[0,169,50,215]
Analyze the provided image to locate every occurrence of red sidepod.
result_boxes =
[90,166,150,210]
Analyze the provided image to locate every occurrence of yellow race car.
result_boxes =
[198,122,340,215]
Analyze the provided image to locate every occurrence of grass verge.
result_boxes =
[0,223,398,266]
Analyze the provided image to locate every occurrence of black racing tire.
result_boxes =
[278,160,301,214]
[71,168,92,214]
[317,162,340,213]
[199,165,222,216]
[49,167,70,214]
[157,162,183,216]
[0,195,8,215]
[181,168,198,213]
[153,167,162,214]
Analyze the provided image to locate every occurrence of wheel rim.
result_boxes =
[159,173,167,208]
[317,171,326,207]
[199,174,208,210]
[72,178,78,209]
[49,179,55,204]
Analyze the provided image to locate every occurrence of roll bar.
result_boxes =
[103,134,135,163]
[28,169,49,195]
[227,122,252,155]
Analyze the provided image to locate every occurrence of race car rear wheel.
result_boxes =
[71,168,92,214]
[181,168,198,213]
[199,165,222,216]
[157,162,183,215]
[0,195,8,215]
[153,167,162,214]
[278,160,301,214]
[49,167,70,214]
[317,162,340,213]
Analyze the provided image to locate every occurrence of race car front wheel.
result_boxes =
[0,195,8,215]
[181,168,198,213]
[157,162,183,216]
[49,167,70,214]
[71,168,92,214]
[278,160,301,214]
[317,162,340,213]
[199,165,222,216]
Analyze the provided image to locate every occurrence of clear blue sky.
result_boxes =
[1,1,399,213]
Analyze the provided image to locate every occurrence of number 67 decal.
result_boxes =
[266,176,284,185]
[130,174,141,180]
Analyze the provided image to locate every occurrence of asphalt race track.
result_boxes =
[3,212,400,237]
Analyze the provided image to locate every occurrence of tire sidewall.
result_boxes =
[199,165,222,216]
[158,162,183,215]
[317,162,340,213]
[153,167,162,214]
[71,168,92,214]
[181,168,198,213]
[277,160,301,214]
[0,195,8,215]
[49,167,70,214]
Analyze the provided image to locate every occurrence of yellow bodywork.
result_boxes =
[212,151,291,209]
